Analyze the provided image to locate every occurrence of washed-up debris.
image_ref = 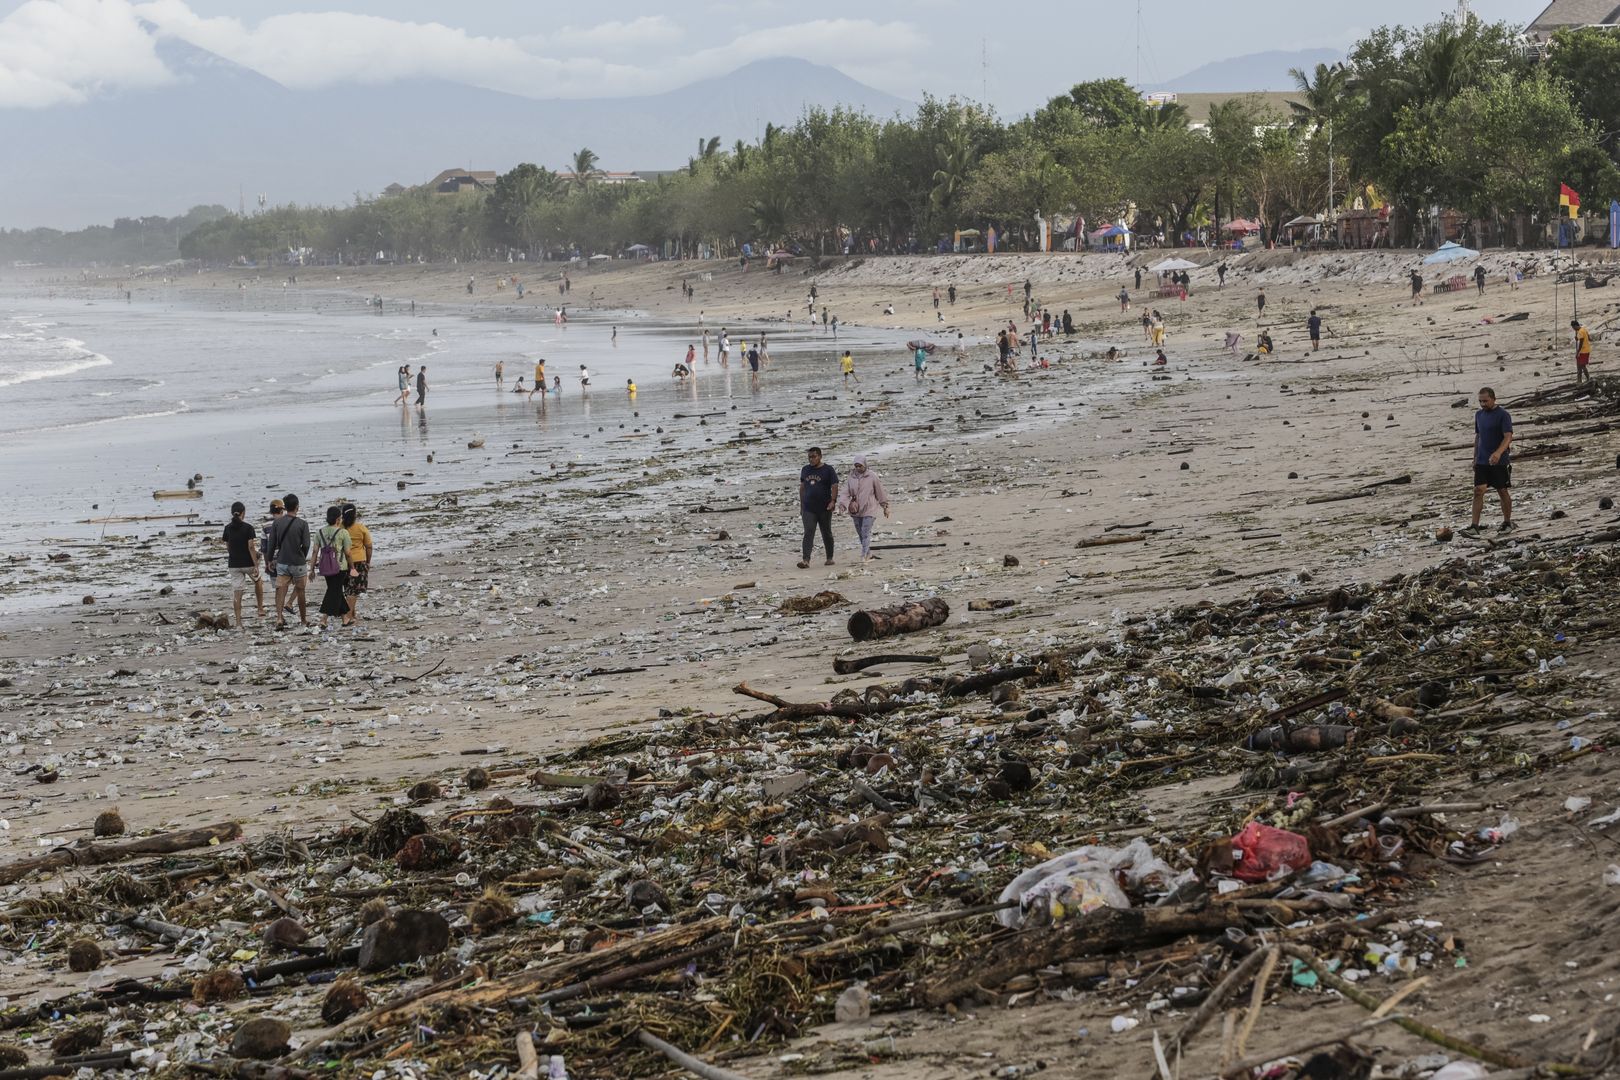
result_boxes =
[847,597,949,639]
[4,527,1620,1078]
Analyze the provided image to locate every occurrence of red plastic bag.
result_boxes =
[1230,821,1311,882]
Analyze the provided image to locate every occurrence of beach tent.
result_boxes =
[1149,257,1200,272]
[1422,240,1480,265]
[1223,218,1262,235]
[625,243,652,253]
[1282,215,1322,229]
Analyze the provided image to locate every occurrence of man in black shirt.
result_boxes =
[223,501,263,629]
[797,447,839,568]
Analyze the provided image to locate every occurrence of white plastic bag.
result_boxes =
[996,837,1186,928]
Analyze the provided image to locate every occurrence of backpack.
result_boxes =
[316,527,341,577]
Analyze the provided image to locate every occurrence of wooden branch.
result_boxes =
[943,665,1038,698]
[635,1030,753,1080]
[0,821,242,887]
[731,682,906,721]
[1171,943,1274,1053]
[1281,946,1584,1074]
[847,598,950,641]
[832,653,940,675]
[916,904,1246,1007]
[1077,533,1147,548]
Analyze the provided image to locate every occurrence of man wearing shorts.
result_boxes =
[1307,310,1323,351]
[1466,387,1514,534]
[1573,319,1593,384]
[268,492,312,627]
[223,501,264,629]
[261,498,285,606]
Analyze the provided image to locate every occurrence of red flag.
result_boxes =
[1560,183,1581,219]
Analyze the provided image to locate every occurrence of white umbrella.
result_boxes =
[588,253,612,261]
[1422,241,1479,265]
[1149,257,1200,272]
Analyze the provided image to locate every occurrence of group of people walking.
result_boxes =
[222,495,373,631]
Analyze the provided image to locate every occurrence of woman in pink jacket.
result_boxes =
[839,454,891,563]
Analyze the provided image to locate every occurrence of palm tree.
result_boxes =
[750,190,794,242]
[1142,101,1191,131]
[1286,62,1350,134]
[731,139,749,175]
[930,126,976,212]
[570,148,599,191]
[698,136,721,161]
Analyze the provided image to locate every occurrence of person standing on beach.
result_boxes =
[948,283,957,305]
[841,350,858,384]
[1256,290,1267,318]
[1474,265,1487,295]
[529,358,546,400]
[579,364,591,390]
[495,360,503,387]
[1307,310,1324,351]
[797,447,839,569]
[839,455,891,563]
[269,493,311,628]
[1574,319,1594,383]
[223,501,263,629]
[1467,387,1514,534]
[416,366,427,406]
[913,345,929,379]
[1409,270,1424,305]
[394,365,411,405]
[341,505,371,627]
[311,506,351,632]
[933,287,940,310]
[719,329,730,366]
[1134,268,1142,290]
[1217,263,1228,287]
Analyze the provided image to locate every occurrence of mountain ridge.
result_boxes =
[0,44,911,229]
[1149,48,1344,94]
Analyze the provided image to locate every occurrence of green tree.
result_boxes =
[570,148,599,190]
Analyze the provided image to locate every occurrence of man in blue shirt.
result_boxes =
[1467,387,1514,534]
[797,447,839,569]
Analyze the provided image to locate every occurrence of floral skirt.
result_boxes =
[344,561,369,597]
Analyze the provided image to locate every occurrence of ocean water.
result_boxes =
[0,286,932,589]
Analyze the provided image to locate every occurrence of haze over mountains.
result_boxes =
[1149,48,1344,93]
[0,23,1336,231]
[0,33,910,229]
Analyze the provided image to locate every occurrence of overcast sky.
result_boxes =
[1,0,1539,114]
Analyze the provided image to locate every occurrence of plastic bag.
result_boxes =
[1230,822,1311,882]
[996,837,1184,928]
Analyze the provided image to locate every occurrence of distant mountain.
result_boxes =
[1150,48,1344,93]
[0,40,912,229]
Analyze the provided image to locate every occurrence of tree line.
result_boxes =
[9,17,1620,268]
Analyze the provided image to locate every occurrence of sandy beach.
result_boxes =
[5,247,1620,1076]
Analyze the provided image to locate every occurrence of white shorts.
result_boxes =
[228,567,260,592]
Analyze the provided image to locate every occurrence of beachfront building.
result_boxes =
[1527,0,1620,41]
[554,171,647,187]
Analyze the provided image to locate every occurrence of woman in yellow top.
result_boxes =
[341,504,373,627]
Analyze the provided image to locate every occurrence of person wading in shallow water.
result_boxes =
[796,447,839,569]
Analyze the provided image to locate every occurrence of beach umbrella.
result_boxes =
[625,243,652,253]
[588,253,612,261]
[1223,218,1262,235]
[1422,241,1480,265]
[1149,257,1200,272]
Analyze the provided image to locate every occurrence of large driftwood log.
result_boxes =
[0,821,242,887]
[914,903,1244,1007]
[847,598,949,641]
[733,683,906,721]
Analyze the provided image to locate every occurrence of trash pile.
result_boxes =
[4,528,1620,1078]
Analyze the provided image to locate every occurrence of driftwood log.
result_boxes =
[847,598,949,641]
[832,653,940,675]
[733,683,906,721]
[0,821,242,887]
[914,903,1244,1007]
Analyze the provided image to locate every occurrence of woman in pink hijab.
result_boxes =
[838,454,891,563]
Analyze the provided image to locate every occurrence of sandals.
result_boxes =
[796,561,809,569]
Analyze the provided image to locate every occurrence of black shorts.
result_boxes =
[1474,463,1511,489]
